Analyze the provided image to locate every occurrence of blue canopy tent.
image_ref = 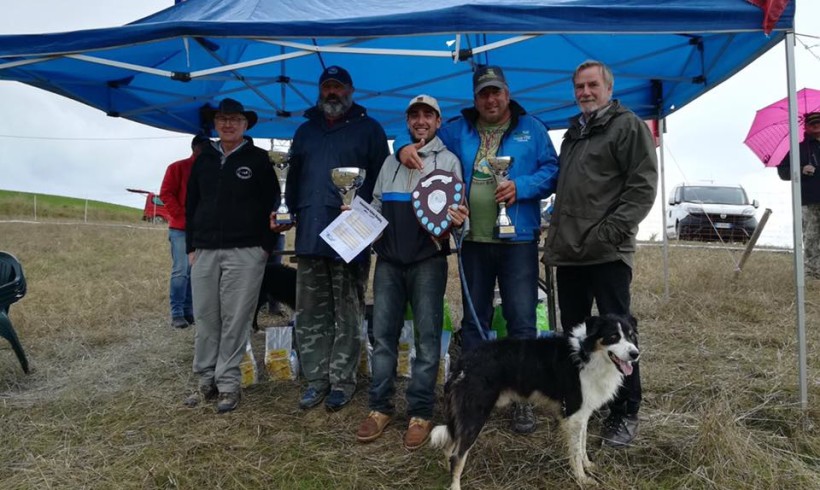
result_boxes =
[0,0,795,137]
[0,0,808,405]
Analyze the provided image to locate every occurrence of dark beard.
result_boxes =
[318,93,353,119]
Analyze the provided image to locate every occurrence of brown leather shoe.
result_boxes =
[403,417,433,450]
[356,411,391,443]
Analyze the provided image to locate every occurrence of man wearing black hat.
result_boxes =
[160,133,210,330]
[778,111,820,278]
[183,98,280,413]
[395,65,560,434]
[278,66,389,412]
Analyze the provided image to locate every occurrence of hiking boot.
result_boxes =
[404,417,433,450]
[172,316,189,329]
[184,315,195,325]
[325,389,354,412]
[299,386,329,410]
[511,402,537,434]
[183,384,217,408]
[601,413,639,447]
[356,411,391,443]
[217,391,241,414]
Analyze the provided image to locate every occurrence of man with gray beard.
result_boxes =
[275,66,389,411]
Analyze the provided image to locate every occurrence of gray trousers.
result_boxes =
[190,247,266,393]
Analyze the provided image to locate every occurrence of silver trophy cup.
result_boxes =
[268,142,293,225]
[486,156,516,239]
[331,167,367,207]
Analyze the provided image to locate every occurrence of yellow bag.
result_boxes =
[239,339,258,388]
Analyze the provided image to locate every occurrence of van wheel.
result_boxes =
[675,222,685,241]
[152,216,167,225]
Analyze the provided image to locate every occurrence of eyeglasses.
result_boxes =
[214,115,247,125]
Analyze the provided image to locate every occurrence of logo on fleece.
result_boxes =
[236,167,252,179]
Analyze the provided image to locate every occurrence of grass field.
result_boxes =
[0,190,142,223]
[1,197,819,489]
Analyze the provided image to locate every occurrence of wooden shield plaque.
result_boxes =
[411,169,465,237]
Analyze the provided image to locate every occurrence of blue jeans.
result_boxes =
[168,229,193,318]
[369,256,447,419]
[460,241,538,353]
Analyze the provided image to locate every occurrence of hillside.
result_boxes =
[0,189,142,223]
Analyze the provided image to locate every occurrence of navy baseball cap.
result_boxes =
[319,65,353,87]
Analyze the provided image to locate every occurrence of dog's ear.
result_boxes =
[627,313,638,329]
[583,316,601,337]
[580,316,603,354]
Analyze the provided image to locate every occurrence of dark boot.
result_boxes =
[601,412,639,447]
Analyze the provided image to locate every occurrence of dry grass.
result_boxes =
[1,221,819,489]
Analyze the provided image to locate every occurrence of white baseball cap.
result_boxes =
[406,94,441,117]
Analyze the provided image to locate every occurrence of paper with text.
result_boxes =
[320,196,387,263]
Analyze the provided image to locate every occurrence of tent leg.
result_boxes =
[785,31,808,411]
[659,117,669,301]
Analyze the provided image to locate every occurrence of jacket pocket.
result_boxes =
[554,209,617,261]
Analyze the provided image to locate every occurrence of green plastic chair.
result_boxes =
[0,251,29,373]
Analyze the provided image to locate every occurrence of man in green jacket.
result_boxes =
[543,60,657,447]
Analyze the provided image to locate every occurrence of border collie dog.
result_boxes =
[430,314,639,488]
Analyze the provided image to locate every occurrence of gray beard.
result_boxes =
[318,94,353,119]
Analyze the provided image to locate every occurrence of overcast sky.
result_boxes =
[1,1,819,247]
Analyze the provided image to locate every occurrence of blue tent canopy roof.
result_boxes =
[0,0,795,138]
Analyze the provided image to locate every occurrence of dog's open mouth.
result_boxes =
[609,352,634,376]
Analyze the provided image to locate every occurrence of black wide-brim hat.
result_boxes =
[205,98,258,129]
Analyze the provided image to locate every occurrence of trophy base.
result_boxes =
[275,213,293,225]
[494,225,517,239]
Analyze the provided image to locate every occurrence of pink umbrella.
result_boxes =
[744,88,820,167]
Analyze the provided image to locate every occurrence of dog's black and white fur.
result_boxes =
[252,263,297,331]
[430,314,640,488]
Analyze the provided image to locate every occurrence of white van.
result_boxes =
[665,182,759,243]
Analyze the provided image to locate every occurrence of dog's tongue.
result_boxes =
[618,359,634,376]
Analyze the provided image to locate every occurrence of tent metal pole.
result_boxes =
[658,117,669,300]
[784,31,808,410]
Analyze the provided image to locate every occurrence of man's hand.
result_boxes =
[495,180,517,205]
[188,251,196,266]
[398,139,426,170]
[448,204,469,227]
[270,212,295,232]
[802,164,816,176]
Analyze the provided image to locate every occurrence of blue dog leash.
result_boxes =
[451,225,492,342]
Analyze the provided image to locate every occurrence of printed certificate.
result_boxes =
[320,196,387,263]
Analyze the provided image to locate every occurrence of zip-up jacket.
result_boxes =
[185,138,280,253]
[159,153,195,231]
[287,102,390,260]
[777,136,820,204]
[371,136,462,265]
[395,100,558,242]
[544,101,658,268]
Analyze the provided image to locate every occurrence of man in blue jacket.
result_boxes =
[396,66,559,433]
[278,66,390,412]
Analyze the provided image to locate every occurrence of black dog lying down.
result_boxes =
[253,263,296,331]
[431,314,640,488]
